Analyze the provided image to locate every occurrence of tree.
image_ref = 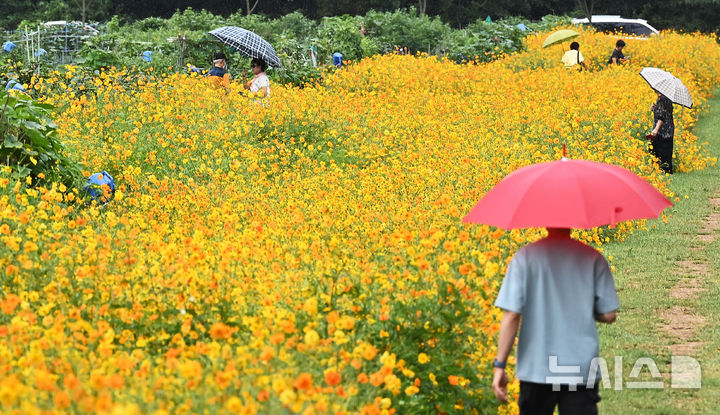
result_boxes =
[418,0,427,15]
[74,0,89,23]
[246,0,260,15]
[576,0,595,22]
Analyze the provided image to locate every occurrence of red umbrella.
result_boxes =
[463,158,672,229]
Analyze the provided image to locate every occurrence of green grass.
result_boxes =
[596,91,720,414]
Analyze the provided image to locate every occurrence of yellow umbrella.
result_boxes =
[542,29,580,48]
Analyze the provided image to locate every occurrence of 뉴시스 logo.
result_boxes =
[545,355,701,391]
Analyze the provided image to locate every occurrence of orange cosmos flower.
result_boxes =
[53,390,71,409]
[209,322,232,340]
[0,295,21,314]
[324,370,341,386]
[293,373,313,391]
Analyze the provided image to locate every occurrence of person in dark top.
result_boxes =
[206,52,231,89]
[608,40,628,65]
[647,91,675,174]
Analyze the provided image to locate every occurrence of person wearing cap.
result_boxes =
[242,58,270,104]
[561,42,587,71]
[207,52,231,89]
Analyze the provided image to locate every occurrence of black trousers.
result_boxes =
[649,136,673,174]
[518,382,600,415]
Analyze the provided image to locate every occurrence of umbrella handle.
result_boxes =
[610,207,623,228]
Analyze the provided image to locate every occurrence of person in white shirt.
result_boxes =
[561,42,587,71]
[242,58,270,103]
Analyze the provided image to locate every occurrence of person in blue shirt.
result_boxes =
[492,227,619,415]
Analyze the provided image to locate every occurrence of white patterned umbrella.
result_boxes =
[209,26,281,68]
[639,67,692,108]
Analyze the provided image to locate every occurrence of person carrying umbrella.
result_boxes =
[463,157,673,414]
[647,90,675,173]
[242,58,270,103]
[207,52,231,90]
[640,67,693,174]
[491,227,618,414]
[561,42,587,71]
[209,26,280,105]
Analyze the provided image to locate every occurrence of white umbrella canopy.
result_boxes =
[639,67,693,108]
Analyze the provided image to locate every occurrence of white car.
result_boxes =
[572,15,659,36]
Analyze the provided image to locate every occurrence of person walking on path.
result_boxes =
[647,90,675,174]
[562,42,588,70]
[492,227,619,415]
[608,40,629,65]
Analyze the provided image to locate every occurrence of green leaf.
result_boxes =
[23,120,44,131]
[2,135,23,149]
[24,129,51,149]
[35,103,55,110]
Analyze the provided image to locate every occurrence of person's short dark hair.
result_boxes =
[570,42,580,50]
[616,39,626,48]
[251,58,267,72]
[213,52,227,61]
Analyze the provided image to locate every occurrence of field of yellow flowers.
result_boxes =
[1,28,719,414]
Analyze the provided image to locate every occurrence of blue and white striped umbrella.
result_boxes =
[639,67,693,108]
[209,26,281,68]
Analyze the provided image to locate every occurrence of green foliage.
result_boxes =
[274,11,319,39]
[0,89,80,185]
[166,7,224,31]
[439,19,523,62]
[75,48,122,69]
[364,9,450,54]
[4,9,574,87]
[317,16,366,62]
[132,16,168,32]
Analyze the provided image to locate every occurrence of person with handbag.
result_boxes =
[561,42,587,70]
[646,90,675,174]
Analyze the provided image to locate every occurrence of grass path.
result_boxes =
[597,91,720,414]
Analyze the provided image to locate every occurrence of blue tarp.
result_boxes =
[3,41,16,52]
[84,171,116,204]
[333,52,343,68]
[5,79,24,91]
[142,50,153,62]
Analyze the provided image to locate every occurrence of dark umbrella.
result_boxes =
[209,26,282,68]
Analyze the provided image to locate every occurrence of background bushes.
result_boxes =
[1,9,571,87]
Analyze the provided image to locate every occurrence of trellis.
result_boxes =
[2,22,99,70]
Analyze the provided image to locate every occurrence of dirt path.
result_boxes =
[663,195,720,355]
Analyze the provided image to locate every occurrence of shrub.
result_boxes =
[317,15,366,62]
[0,89,80,186]
[363,9,451,54]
